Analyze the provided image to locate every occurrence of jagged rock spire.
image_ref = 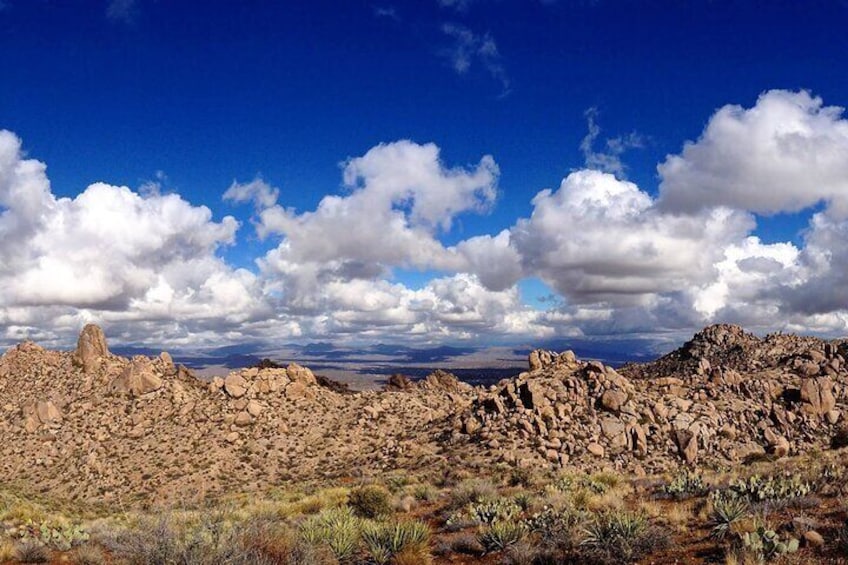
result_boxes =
[71,324,110,373]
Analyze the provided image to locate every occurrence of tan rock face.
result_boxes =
[224,374,247,398]
[36,400,62,425]
[71,324,110,373]
[112,356,163,397]
[600,390,627,413]
[800,376,836,416]
[675,429,698,464]
[286,363,317,385]
[247,400,262,417]
[587,443,605,457]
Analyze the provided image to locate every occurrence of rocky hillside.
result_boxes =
[456,324,848,475]
[1,323,847,509]
[0,325,474,508]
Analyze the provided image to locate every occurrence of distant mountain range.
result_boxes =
[111,337,674,389]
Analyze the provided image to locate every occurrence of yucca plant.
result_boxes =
[709,494,750,540]
[299,506,361,562]
[579,510,667,564]
[478,520,528,552]
[361,520,430,564]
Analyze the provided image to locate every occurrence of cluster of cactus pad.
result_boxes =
[727,474,811,502]
[13,519,89,550]
[740,526,799,560]
[663,469,706,498]
[447,497,520,527]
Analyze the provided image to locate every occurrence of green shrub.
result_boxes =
[512,491,534,511]
[412,483,438,502]
[524,505,586,537]
[348,484,392,519]
[446,496,521,531]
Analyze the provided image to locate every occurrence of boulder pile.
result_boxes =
[0,323,846,506]
[455,324,848,474]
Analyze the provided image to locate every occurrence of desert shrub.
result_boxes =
[106,516,183,565]
[709,494,750,540]
[503,538,540,565]
[662,468,706,499]
[385,475,412,493]
[412,483,438,502]
[237,518,302,562]
[0,540,17,562]
[813,461,846,496]
[448,479,497,510]
[508,467,533,488]
[546,474,576,494]
[348,484,392,519]
[299,506,361,562]
[14,540,50,563]
[393,545,434,565]
[449,532,484,555]
[468,498,521,525]
[579,511,669,564]
[838,519,848,556]
[106,514,279,565]
[361,520,430,564]
[69,544,107,565]
[831,425,848,449]
[588,472,622,491]
[31,520,90,550]
[283,487,349,516]
[478,520,528,552]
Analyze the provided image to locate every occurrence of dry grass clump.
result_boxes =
[447,478,498,510]
[69,544,107,565]
[14,540,50,563]
[0,539,17,562]
[102,512,292,565]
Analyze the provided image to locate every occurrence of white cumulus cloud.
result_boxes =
[659,89,848,217]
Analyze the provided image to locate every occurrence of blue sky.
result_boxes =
[2,0,848,353]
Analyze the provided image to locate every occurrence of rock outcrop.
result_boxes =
[454,325,848,474]
[0,323,847,508]
[71,323,110,373]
